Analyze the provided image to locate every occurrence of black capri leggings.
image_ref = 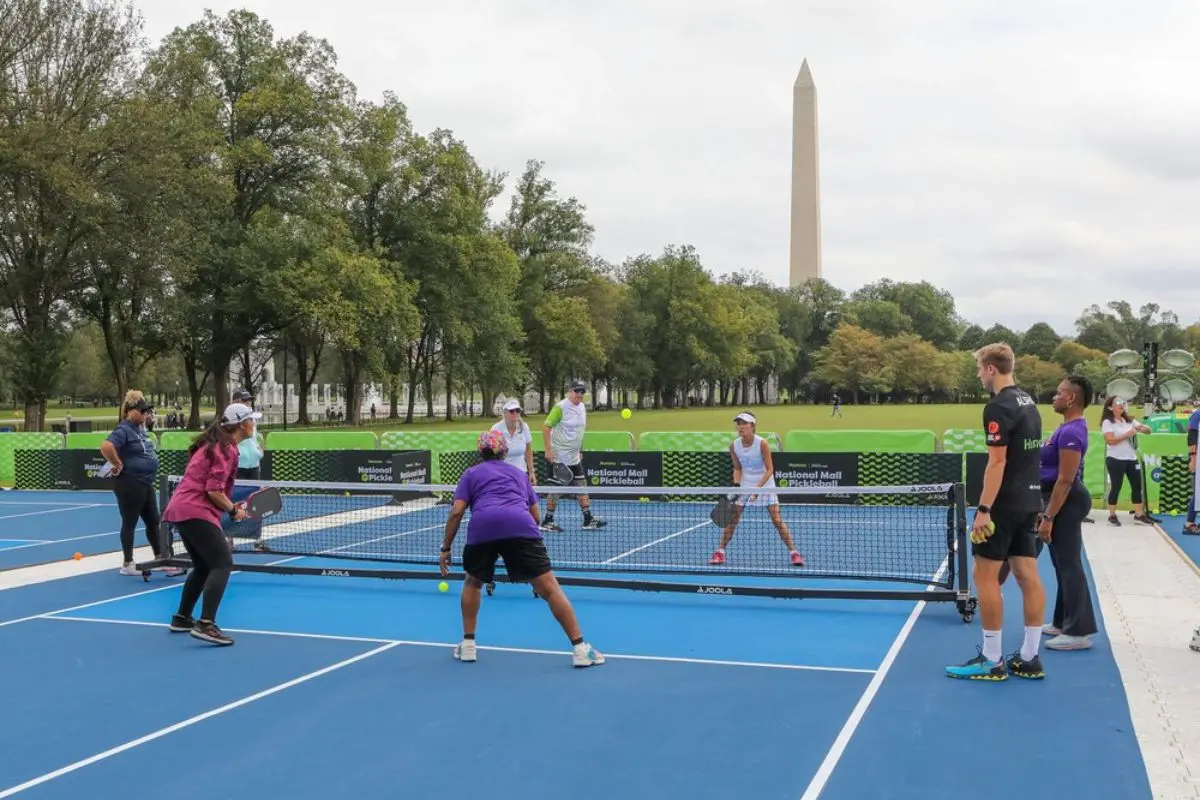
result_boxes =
[113,475,162,563]
[1041,481,1098,637]
[173,519,234,624]
[1105,456,1143,505]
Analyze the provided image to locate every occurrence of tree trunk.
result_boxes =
[423,358,435,418]
[388,375,401,419]
[341,355,362,426]
[444,345,453,422]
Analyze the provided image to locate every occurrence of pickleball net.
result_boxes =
[140,476,976,618]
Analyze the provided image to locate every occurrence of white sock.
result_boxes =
[1021,626,1040,661]
[982,629,1002,663]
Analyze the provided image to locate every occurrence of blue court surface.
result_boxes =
[0,490,134,570]
[0,494,1156,799]
[1158,513,1200,572]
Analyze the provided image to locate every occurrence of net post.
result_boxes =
[951,481,972,610]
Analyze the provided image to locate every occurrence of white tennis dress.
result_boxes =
[732,434,777,507]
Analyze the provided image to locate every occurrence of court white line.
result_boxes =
[0,642,400,798]
[0,505,105,521]
[603,521,714,564]
[0,530,126,553]
[798,557,949,800]
[40,614,876,674]
[0,582,183,628]
[0,539,42,545]
[0,501,114,507]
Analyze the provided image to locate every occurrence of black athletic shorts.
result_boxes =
[973,507,1040,562]
[462,536,553,583]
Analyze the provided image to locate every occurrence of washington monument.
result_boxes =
[789,60,821,286]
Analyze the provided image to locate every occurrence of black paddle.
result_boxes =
[710,495,738,527]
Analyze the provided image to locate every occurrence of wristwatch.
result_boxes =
[976,504,991,515]
[439,546,451,553]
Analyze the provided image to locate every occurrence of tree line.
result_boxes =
[2,3,1197,430]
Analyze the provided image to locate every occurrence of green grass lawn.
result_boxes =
[0,400,1143,438]
[336,402,1108,437]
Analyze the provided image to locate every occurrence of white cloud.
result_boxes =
[132,0,1200,337]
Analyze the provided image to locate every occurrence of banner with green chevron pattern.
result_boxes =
[1154,455,1192,514]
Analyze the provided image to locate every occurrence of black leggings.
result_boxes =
[1042,481,1098,637]
[1105,457,1143,505]
[113,476,161,563]
[174,519,233,624]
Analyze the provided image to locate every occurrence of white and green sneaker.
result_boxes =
[572,642,605,668]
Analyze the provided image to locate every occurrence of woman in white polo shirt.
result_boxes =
[490,400,535,481]
[1100,396,1154,525]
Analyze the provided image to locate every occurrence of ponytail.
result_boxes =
[188,416,236,456]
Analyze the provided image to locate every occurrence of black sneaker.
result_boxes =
[190,621,234,646]
[168,614,195,632]
[1005,651,1045,680]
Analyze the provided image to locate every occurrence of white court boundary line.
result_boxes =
[0,581,184,627]
[798,557,949,800]
[0,503,113,510]
[0,505,106,521]
[0,529,128,554]
[39,614,875,674]
[0,642,401,799]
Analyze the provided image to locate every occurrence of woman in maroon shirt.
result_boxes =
[162,403,261,646]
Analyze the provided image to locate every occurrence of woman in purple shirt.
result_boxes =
[438,430,604,668]
[1038,375,1098,651]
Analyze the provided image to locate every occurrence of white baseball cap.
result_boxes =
[502,400,522,412]
[733,412,757,425]
[222,402,262,425]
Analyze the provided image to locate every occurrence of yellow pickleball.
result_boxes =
[438,581,449,592]
[970,521,995,545]
[621,408,632,419]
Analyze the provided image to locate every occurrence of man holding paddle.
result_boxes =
[540,381,605,532]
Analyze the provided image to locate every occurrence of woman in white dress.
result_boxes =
[490,400,535,481]
[1100,396,1154,525]
[709,412,804,567]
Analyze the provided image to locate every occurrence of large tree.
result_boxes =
[0,0,144,429]
[142,9,352,421]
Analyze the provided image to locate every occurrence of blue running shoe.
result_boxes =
[946,647,1007,681]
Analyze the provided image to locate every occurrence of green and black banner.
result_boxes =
[12,448,433,491]
[1154,455,1192,514]
[264,449,430,484]
[64,450,115,490]
[439,450,663,497]
[13,449,72,490]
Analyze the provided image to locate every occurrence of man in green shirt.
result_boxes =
[541,381,605,531]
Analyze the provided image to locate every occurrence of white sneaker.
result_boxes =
[572,642,605,668]
[1045,634,1093,650]
[453,640,477,662]
[119,562,140,576]
[1042,624,1062,636]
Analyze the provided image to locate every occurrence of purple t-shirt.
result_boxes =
[452,459,541,544]
[1039,418,1088,484]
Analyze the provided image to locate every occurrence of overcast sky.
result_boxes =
[131,0,1200,337]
